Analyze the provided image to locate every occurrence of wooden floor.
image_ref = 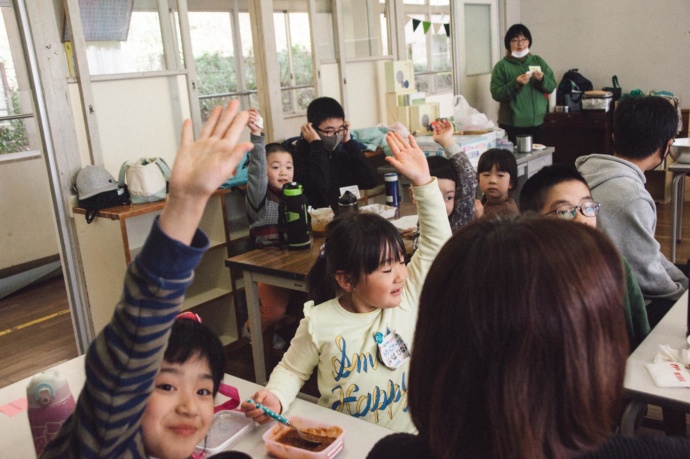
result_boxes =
[3,198,690,434]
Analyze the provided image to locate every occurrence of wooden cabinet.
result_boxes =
[542,111,614,165]
[73,189,247,345]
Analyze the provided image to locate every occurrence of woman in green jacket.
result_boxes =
[490,24,556,144]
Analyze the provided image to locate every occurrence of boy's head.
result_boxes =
[307,97,345,129]
[141,316,226,459]
[427,155,457,216]
[265,143,294,190]
[613,96,678,161]
[520,164,599,228]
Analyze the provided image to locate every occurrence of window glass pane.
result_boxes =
[313,1,335,60]
[238,13,256,94]
[273,12,290,87]
[405,14,427,69]
[342,0,388,59]
[464,4,492,75]
[85,7,165,75]
[0,6,35,154]
[430,0,449,5]
[288,13,312,86]
[188,12,238,120]
[431,15,450,72]
[403,0,425,5]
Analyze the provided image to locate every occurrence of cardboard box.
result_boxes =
[409,102,440,133]
[386,105,410,127]
[385,91,413,116]
[385,60,416,93]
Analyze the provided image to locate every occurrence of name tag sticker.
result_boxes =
[376,330,410,370]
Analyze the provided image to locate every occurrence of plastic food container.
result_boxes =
[195,410,254,456]
[359,203,397,220]
[262,415,344,459]
[309,207,334,235]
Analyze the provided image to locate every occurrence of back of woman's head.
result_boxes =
[306,212,405,304]
[409,217,628,459]
[165,318,226,395]
[477,148,518,190]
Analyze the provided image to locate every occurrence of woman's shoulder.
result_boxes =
[367,433,432,459]
[581,435,690,459]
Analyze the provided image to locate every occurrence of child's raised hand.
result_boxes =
[432,119,454,148]
[159,100,252,245]
[247,108,262,136]
[385,132,432,188]
[241,390,282,424]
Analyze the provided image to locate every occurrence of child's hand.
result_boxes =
[241,390,282,424]
[342,120,351,143]
[385,132,432,187]
[432,119,454,148]
[159,100,252,245]
[301,122,320,143]
[247,108,262,136]
[475,199,484,219]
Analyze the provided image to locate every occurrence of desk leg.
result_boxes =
[244,272,267,385]
[672,173,684,263]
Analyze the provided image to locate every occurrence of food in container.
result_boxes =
[359,203,397,220]
[263,415,344,458]
[309,207,334,235]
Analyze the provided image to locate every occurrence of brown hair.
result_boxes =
[409,216,628,459]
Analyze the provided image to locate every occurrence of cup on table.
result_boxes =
[309,207,334,235]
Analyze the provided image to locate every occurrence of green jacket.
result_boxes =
[490,54,556,128]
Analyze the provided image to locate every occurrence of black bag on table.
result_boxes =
[557,69,593,112]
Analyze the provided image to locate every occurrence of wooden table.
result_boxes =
[622,291,690,435]
[226,203,416,384]
[0,355,393,457]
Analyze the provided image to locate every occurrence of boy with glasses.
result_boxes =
[577,96,688,327]
[520,163,650,348]
[293,97,378,211]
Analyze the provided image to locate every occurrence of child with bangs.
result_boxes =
[475,148,519,220]
[42,101,250,459]
[241,132,453,433]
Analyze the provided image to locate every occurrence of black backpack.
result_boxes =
[278,182,311,250]
[556,69,593,110]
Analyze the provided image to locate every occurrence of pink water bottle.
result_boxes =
[27,370,76,456]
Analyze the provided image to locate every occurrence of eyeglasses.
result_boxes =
[510,37,529,44]
[315,125,348,137]
[544,201,601,220]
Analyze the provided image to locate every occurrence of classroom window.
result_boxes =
[341,0,391,59]
[274,11,314,115]
[464,4,492,76]
[188,10,257,121]
[80,0,168,76]
[403,0,452,95]
[0,4,39,159]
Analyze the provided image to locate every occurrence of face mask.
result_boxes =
[320,133,344,151]
[511,48,529,58]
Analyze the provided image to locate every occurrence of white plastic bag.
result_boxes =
[453,95,495,131]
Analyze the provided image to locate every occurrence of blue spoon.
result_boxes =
[246,398,322,445]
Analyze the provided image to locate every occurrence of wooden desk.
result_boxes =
[226,203,416,384]
[622,291,690,435]
[0,355,393,457]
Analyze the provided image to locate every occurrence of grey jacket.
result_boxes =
[576,154,687,301]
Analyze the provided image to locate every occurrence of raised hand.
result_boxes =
[432,119,455,148]
[247,108,262,136]
[160,100,252,244]
[385,132,431,188]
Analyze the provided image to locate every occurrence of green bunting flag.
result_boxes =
[409,16,448,36]
[412,18,421,32]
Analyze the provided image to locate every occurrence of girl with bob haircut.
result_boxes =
[475,148,519,220]
[242,132,452,433]
[368,217,690,458]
